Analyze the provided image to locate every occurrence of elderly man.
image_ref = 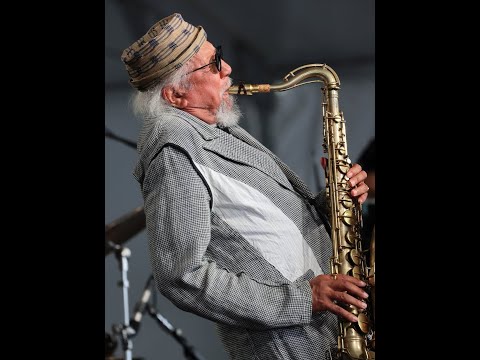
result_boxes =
[121,13,370,360]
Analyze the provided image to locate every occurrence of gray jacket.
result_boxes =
[133,107,338,360]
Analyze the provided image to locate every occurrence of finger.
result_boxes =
[329,302,359,323]
[351,181,369,196]
[357,192,368,204]
[333,274,366,288]
[348,171,368,188]
[335,291,368,311]
[346,163,362,179]
[320,157,328,170]
[335,282,369,301]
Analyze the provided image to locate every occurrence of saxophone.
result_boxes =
[229,64,375,359]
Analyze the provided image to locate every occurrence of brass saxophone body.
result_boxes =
[229,64,375,359]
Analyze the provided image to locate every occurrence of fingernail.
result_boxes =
[351,316,358,322]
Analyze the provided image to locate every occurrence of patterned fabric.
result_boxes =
[193,161,324,282]
[121,13,207,91]
[133,108,338,359]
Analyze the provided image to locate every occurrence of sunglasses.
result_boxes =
[187,45,223,74]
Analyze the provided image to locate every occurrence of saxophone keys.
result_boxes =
[341,209,355,225]
[348,249,362,266]
[356,313,371,334]
[345,230,357,245]
[340,196,354,209]
[349,265,363,280]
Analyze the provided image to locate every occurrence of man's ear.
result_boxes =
[162,86,187,108]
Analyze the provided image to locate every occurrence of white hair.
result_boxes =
[216,95,242,127]
[130,60,242,127]
[130,62,194,120]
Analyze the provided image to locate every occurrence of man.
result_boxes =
[122,13,370,360]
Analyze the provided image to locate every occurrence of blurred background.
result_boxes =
[105,1,375,359]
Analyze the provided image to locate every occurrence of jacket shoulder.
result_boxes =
[134,113,208,183]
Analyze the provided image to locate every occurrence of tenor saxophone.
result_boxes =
[229,64,375,359]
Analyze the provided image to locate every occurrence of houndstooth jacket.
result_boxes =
[133,107,339,360]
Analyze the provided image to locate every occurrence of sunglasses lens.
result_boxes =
[216,46,222,72]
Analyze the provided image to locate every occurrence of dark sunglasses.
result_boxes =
[187,45,223,74]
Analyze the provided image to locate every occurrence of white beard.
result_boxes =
[215,95,242,127]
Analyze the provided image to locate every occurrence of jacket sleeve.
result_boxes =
[141,145,313,330]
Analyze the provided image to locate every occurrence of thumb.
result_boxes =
[320,157,328,170]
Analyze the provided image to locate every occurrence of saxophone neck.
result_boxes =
[228,63,341,95]
[227,83,271,95]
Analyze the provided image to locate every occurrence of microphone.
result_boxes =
[130,274,154,333]
[176,105,211,111]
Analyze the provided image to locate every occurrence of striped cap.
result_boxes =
[121,13,207,91]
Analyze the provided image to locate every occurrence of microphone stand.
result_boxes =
[106,127,143,358]
[107,240,135,360]
[105,206,146,257]
[146,302,207,360]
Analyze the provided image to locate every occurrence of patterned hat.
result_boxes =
[121,13,207,91]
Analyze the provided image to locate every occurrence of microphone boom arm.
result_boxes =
[147,302,207,360]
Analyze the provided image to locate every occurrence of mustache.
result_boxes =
[222,78,233,94]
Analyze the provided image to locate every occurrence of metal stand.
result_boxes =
[107,238,207,360]
[107,240,135,360]
[146,302,207,360]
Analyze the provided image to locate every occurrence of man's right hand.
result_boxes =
[309,274,369,323]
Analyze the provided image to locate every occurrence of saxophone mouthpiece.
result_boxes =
[228,82,271,95]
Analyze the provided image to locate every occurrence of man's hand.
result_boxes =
[309,273,369,322]
[347,163,369,204]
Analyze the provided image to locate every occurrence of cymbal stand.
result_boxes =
[146,302,207,360]
[108,240,135,360]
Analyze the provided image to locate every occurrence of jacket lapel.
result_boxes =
[176,113,313,198]
[226,125,316,201]
[203,129,294,191]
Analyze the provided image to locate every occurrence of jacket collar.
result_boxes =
[203,128,294,191]
[139,108,313,198]
[178,112,313,197]
[170,108,220,141]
